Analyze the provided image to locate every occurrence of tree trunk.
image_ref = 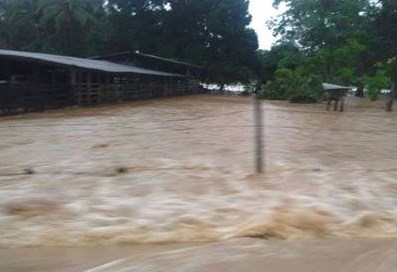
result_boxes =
[219,83,225,94]
[339,97,345,112]
[355,83,365,97]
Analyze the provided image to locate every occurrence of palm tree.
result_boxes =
[5,0,43,50]
[0,1,7,47]
[40,0,102,55]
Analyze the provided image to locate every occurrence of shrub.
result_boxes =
[364,70,392,101]
[367,87,379,101]
[259,68,323,102]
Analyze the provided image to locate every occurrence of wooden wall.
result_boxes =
[72,71,197,106]
[1,67,203,116]
[0,82,74,115]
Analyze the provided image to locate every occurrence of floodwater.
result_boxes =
[0,95,397,269]
[87,239,397,272]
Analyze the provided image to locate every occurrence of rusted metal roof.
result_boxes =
[0,49,185,77]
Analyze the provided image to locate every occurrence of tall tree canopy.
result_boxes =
[0,0,259,84]
[40,0,107,55]
[373,0,397,83]
[272,0,373,82]
[261,0,397,102]
[106,0,259,84]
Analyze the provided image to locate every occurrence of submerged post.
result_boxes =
[386,85,396,112]
[253,86,264,174]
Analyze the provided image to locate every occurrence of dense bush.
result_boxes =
[259,68,324,102]
[259,69,293,100]
[364,70,392,101]
[366,87,379,101]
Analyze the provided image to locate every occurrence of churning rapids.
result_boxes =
[0,95,396,247]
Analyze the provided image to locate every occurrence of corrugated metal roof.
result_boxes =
[133,52,203,69]
[91,51,203,69]
[323,83,352,90]
[0,49,185,77]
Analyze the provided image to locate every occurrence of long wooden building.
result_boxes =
[91,51,204,94]
[0,49,204,115]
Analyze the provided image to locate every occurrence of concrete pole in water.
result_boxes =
[253,86,264,174]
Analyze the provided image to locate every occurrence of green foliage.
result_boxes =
[160,0,259,84]
[273,0,373,51]
[366,87,379,101]
[0,0,258,84]
[374,1,397,71]
[260,68,293,100]
[260,68,323,102]
[266,0,382,98]
[258,42,302,84]
[259,0,397,102]
[364,70,392,101]
[0,0,108,55]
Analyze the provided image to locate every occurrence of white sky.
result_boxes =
[249,0,285,50]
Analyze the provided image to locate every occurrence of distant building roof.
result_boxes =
[322,83,352,90]
[134,52,203,69]
[0,49,185,77]
[91,51,203,69]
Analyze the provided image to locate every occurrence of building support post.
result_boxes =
[87,72,92,104]
[339,97,345,112]
[334,99,339,111]
[386,85,396,112]
[70,70,77,105]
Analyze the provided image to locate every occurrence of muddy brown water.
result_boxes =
[0,95,396,270]
[1,239,397,272]
[90,239,397,272]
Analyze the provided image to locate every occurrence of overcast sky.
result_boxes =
[249,0,285,50]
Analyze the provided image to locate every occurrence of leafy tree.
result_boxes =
[192,0,259,85]
[106,0,167,52]
[373,1,397,85]
[258,42,302,84]
[364,70,392,101]
[261,68,294,100]
[271,0,375,96]
[261,67,323,102]
[0,0,255,85]
[367,0,397,109]
[273,0,372,51]
[107,0,259,85]
[373,0,397,69]
[0,0,8,48]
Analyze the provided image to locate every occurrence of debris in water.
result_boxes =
[92,143,110,149]
[23,168,36,175]
[3,198,63,218]
[116,167,129,174]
